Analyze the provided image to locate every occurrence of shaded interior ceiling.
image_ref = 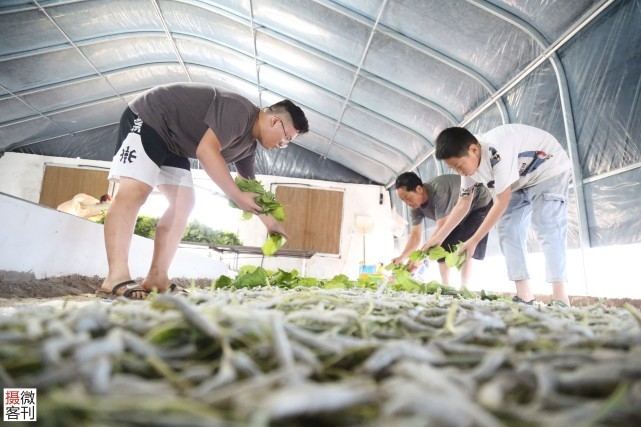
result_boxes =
[1,0,641,247]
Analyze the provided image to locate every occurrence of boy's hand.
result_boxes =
[457,239,477,259]
[421,237,441,252]
[392,256,405,265]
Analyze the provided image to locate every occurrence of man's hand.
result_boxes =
[406,260,419,273]
[260,214,290,240]
[233,192,264,215]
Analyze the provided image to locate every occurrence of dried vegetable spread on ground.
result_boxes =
[1,283,641,427]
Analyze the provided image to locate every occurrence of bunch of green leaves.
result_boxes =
[134,215,159,239]
[355,276,382,291]
[444,242,466,270]
[182,219,242,245]
[262,233,287,256]
[270,268,318,288]
[384,261,412,276]
[229,177,286,222]
[215,266,318,290]
[223,266,269,289]
[386,244,466,275]
[381,244,474,297]
[97,214,242,246]
[322,274,356,290]
[215,265,480,300]
[388,269,424,292]
[480,289,503,301]
[96,215,158,239]
[383,246,449,275]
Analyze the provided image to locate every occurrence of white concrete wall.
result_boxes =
[0,152,112,202]
[0,193,228,280]
[0,152,396,281]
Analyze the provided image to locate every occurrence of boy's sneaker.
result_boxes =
[547,300,568,308]
[512,296,536,305]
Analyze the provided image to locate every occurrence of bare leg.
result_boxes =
[515,279,535,302]
[459,258,473,290]
[438,262,450,285]
[551,281,570,306]
[141,183,195,292]
[101,178,153,296]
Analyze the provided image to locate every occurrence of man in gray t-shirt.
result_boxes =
[99,83,309,299]
[393,172,492,289]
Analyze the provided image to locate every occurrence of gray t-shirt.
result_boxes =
[129,83,260,179]
[410,174,492,226]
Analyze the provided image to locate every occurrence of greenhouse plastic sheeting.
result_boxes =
[0,0,640,247]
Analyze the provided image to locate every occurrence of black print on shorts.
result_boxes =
[119,146,137,163]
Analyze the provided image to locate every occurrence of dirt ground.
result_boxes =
[0,270,213,308]
[1,270,640,309]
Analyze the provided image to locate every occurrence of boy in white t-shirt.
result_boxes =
[422,124,572,307]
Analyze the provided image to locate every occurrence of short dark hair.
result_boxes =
[395,172,423,192]
[269,100,309,134]
[435,127,479,159]
[99,194,111,203]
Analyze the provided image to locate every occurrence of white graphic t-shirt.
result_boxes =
[460,124,571,198]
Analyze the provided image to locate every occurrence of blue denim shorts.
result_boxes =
[497,171,570,283]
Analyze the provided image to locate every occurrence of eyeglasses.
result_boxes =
[278,119,292,149]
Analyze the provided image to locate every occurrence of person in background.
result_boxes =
[99,194,112,203]
[97,82,309,299]
[392,172,493,290]
[423,125,572,307]
[57,193,110,221]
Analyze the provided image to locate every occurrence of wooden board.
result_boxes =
[39,165,109,209]
[275,186,343,254]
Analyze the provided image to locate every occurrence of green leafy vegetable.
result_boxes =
[262,233,287,256]
[96,215,242,245]
[229,177,286,222]
[387,245,455,276]
[214,265,490,301]
[182,219,243,245]
[233,266,269,289]
[480,289,501,301]
[426,246,448,261]
[444,243,466,270]
[384,261,411,275]
[214,275,233,288]
[408,249,427,263]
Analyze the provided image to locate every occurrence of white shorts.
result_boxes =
[108,132,194,189]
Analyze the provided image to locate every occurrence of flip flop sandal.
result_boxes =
[512,296,537,305]
[548,300,569,308]
[95,280,149,300]
[167,283,190,296]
